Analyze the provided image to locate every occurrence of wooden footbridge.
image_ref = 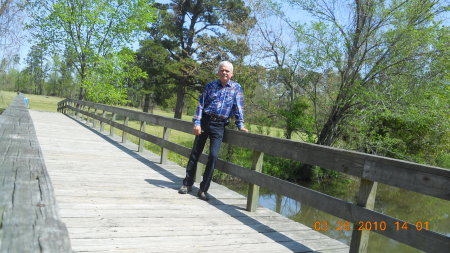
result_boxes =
[1,95,449,252]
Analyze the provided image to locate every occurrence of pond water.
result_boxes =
[222,178,450,253]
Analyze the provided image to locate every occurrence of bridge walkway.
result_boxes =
[29,110,349,253]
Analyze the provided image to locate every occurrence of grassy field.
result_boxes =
[0,90,66,112]
[0,91,310,173]
[0,90,308,140]
[0,90,15,111]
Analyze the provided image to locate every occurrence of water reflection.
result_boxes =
[222,179,450,253]
[259,194,301,216]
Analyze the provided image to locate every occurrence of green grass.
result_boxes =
[1,90,306,142]
[0,90,16,111]
[1,92,310,175]
[0,90,65,112]
[25,93,65,112]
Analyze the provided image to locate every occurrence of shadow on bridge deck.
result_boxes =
[30,110,349,252]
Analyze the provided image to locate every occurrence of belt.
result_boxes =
[203,113,227,122]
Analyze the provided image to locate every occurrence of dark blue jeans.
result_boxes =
[183,119,226,192]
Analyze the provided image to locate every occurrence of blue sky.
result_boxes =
[15,0,449,70]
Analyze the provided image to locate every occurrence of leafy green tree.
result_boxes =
[343,23,450,167]
[244,1,316,140]
[277,0,449,179]
[84,49,147,105]
[0,68,19,91]
[25,44,47,95]
[147,0,253,119]
[288,0,447,146]
[46,53,77,97]
[24,0,156,101]
[278,98,314,140]
[135,39,177,112]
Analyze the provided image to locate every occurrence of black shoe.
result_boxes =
[197,190,210,201]
[178,185,192,194]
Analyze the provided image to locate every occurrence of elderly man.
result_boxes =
[179,61,248,201]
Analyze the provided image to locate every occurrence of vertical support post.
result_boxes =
[138,121,146,152]
[247,151,264,212]
[160,127,171,164]
[350,178,378,253]
[88,107,92,124]
[100,110,106,132]
[122,116,129,143]
[110,113,116,137]
[93,108,98,128]
[72,102,76,116]
[76,104,80,120]
[85,107,90,122]
[74,102,78,119]
[195,163,204,183]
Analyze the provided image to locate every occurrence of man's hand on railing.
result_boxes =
[239,127,248,133]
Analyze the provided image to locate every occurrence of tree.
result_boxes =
[147,0,253,119]
[342,22,450,167]
[25,44,46,95]
[288,0,448,146]
[0,0,25,74]
[239,0,314,140]
[24,0,156,101]
[275,0,449,179]
[46,53,77,97]
[84,48,147,105]
[136,39,177,113]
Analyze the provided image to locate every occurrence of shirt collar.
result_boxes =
[216,79,234,88]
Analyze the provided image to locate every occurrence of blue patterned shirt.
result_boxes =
[193,79,245,129]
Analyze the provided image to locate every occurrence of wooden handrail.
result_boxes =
[1,95,71,252]
[58,98,450,253]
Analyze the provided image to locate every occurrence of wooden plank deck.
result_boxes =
[29,110,349,253]
[0,96,71,252]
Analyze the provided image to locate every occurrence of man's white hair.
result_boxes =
[216,61,233,73]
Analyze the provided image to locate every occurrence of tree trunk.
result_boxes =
[298,164,313,181]
[78,87,86,101]
[143,93,150,113]
[299,106,344,181]
[285,129,292,139]
[174,79,186,119]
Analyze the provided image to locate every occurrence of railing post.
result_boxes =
[72,102,75,114]
[195,164,204,183]
[138,121,146,152]
[122,116,129,143]
[79,105,84,120]
[75,103,80,120]
[93,108,98,128]
[110,113,116,137]
[100,110,106,132]
[350,178,378,253]
[247,151,264,212]
[85,106,90,122]
[160,127,171,164]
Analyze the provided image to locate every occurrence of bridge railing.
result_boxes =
[58,98,449,253]
[0,95,71,252]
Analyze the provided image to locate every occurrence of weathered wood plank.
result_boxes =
[31,110,349,253]
[0,96,71,252]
